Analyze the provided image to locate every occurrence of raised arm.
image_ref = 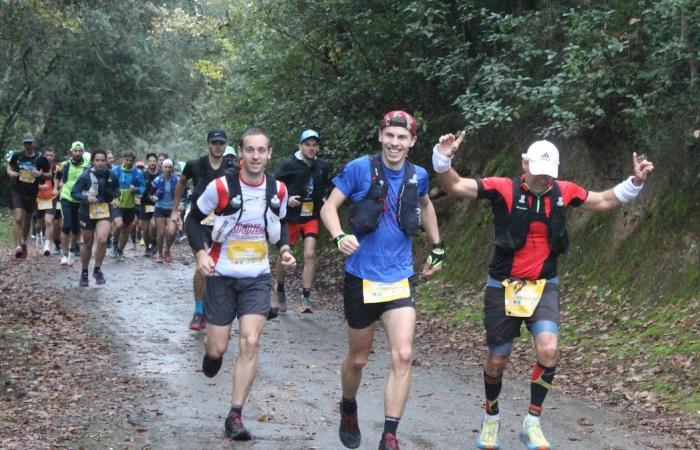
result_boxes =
[581,152,654,212]
[432,132,479,199]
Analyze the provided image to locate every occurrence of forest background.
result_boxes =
[0,0,698,422]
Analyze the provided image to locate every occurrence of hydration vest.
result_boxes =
[60,159,89,202]
[349,155,421,236]
[211,170,282,245]
[493,177,569,255]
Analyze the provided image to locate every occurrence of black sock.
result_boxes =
[277,282,285,292]
[383,416,400,436]
[93,266,100,273]
[302,288,311,298]
[202,354,223,378]
[229,404,242,415]
[484,370,503,415]
[341,397,357,414]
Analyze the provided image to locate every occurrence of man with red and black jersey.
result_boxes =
[273,129,331,313]
[185,128,296,441]
[139,153,160,256]
[433,134,654,450]
[35,146,61,256]
[172,129,236,331]
[6,133,51,258]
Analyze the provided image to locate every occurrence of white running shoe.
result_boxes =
[43,240,51,256]
[60,255,69,266]
[67,253,75,266]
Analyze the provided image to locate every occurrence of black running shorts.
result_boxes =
[205,274,272,326]
[343,272,416,330]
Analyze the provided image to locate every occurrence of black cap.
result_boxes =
[207,128,227,143]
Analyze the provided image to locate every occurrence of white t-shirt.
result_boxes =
[197,174,288,278]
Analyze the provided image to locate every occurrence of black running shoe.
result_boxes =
[267,307,279,320]
[79,272,89,287]
[339,403,361,449]
[202,354,222,378]
[94,269,106,285]
[224,409,251,441]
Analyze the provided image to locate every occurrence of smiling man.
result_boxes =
[432,133,654,450]
[320,111,444,450]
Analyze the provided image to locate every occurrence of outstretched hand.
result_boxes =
[437,131,466,158]
[632,152,654,185]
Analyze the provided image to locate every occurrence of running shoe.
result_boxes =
[67,252,75,266]
[267,307,279,320]
[189,313,206,331]
[20,244,28,259]
[338,404,361,449]
[60,255,69,266]
[72,245,80,257]
[144,247,151,257]
[53,244,61,255]
[94,269,106,285]
[117,250,126,262]
[519,418,551,450]
[43,240,51,256]
[14,246,23,259]
[202,354,222,378]
[224,410,251,441]
[79,272,89,287]
[163,251,172,263]
[155,254,164,263]
[476,416,501,449]
[378,432,400,450]
[299,295,313,313]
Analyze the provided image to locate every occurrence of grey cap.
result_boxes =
[21,133,35,143]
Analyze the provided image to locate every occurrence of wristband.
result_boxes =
[334,233,350,251]
[432,144,454,174]
[613,176,643,204]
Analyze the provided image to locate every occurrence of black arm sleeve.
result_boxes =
[275,218,289,249]
[185,202,209,253]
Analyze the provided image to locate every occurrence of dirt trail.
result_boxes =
[53,247,677,449]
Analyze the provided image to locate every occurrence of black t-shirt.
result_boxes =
[182,156,233,203]
[9,151,50,197]
[142,169,161,206]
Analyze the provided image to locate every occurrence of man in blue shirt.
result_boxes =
[320,111,445,450]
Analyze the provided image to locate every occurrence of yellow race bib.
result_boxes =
[201,213,215,226]
[503,279,546,317]
[300,201,314,217]
[226,241,267,264]
[362,278,410,304]
[37,198,53,210]
[56,201,62,211]
[144,205,155,213]
[89,202,110,220]
[19,170,36,183]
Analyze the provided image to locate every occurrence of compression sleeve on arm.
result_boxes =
[275,218,289,249]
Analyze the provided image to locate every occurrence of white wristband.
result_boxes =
[613,176,643,203]
[432,144,454,174]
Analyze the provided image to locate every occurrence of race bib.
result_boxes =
[201,213,215,226]
[144,205,155,213]
[19,170,36,183]
[37,198,53,210]
[134,195,141,206]
[56,201,62,211]
[89,202,110,220]
[226,240,267,264]
[300,201,314,217]
[362,278,410,304]
[503,279,546,317]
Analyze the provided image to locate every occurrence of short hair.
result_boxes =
[43,146,55,154]
[91,148,107,162]
[157,152,168,159]
[106,150,114,156]
[123,150,136,159]
[146,152,157,161]
[238,128,270,149]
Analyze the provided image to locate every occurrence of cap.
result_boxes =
[522,140,560,178]
[299,129,320,144]
[380,111,417,136]
[22,133,35,143]
[71,141,85,151]
[162,158,174,168]
[223,146,236,157]
[207,128,227,143]
[135,160,145,168]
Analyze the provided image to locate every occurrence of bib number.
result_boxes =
[56,201,62,211]
[144,205,155,213]
[201,213,215,226]
[502,279,546,318]
[19,170,36,183]
[226,240,267,265]
[300,201,314,217]
[89,202,110,220]
[134,195,141,206]
[37,198,53,210]
[362,278,410,304]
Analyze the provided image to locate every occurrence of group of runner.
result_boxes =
[7,111,654,449]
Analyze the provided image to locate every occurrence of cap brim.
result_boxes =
[528,160,558,178]
[208,139,227,143]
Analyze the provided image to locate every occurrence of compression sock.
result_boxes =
[529,362,556,416]
[194,300,204,314]
[341,397,357,414]
[277,282,285,293]
[484,371,503,415]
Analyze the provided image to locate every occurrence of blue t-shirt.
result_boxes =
[332,155,429,282]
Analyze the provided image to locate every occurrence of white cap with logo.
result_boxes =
[522,140,559,178]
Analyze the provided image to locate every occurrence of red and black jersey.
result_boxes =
[476,175,588,281]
